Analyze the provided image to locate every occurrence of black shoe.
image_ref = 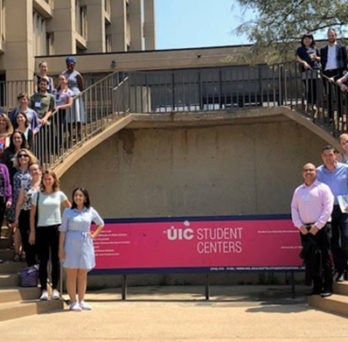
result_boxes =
[307,290,321,296]
[320,291,332,297]
[335,272,344,282]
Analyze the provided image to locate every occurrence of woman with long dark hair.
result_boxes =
[59,187,104,311]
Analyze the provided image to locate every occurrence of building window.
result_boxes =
[46,32,54,55]
[0,0,5,46]
[33,11,47,56]
[104,0,111,15]
[75,0,87,39]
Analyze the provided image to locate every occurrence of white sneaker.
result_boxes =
[69,302,81,311]
[51,289,60,300]
[40,290,49,301]
[79,301,92,310]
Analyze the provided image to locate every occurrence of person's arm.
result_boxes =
[29,202,37,245]
[295,47,311,70]
[291,190,307,235]
[336,74,348,92]
[59,231,66,261]
[41,96,56,124]
[30,110,41,134]
[59,209,69,261]
[2,164,12,207]
[49,76,55,92]
[76,73,84,92]
[14,187,24,227]
[311,186,334,235]
[62,198,71,209]
[27,129,33,149]
[90,208,104,239]
[56,95,73,110]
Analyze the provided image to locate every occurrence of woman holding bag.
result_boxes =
[29,170,70,301]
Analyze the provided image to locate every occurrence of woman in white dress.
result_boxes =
[59,187,104,311]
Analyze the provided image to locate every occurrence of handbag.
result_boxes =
[18,265,39,287]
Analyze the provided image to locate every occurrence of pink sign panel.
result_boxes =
[93,217,303,272]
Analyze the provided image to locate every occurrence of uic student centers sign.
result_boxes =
[163,221,243,254]
[92,215,302,272]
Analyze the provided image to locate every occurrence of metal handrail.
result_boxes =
[2,62,347,169]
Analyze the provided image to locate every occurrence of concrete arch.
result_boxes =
[57,107,340,219]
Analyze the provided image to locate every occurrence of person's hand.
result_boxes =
[29,231,35,245]
[59,248,65,261]
[309,225,319,235]
[329,77,335,83]
[6,201,12,209]
[299,226,308,235]
[340,84,348,92]
[40,117,48,125]
[303,62,312,70]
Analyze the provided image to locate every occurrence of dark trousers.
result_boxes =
[300,224,333,292]
[55,109,66,153]
[323,69,343,119]
[36,225,60,290]
[0,197,6,237]
[303,78,317,106]
[331,206,348,274]
[18,210,37,266]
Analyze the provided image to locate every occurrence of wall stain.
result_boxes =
[118,130,136,154]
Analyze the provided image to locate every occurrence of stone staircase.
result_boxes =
[0,227,63,322]
[308,282,348,317]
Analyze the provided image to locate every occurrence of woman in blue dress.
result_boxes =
[62,56,86,143]
[59,187,104,311]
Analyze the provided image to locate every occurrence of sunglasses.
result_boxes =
[18,154,29,158]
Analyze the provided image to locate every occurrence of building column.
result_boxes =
[128,0,143,51]
[49,0,75,55]
[143,0,155,50]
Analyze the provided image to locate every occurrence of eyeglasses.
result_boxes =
[303,168,315,172]
[18,154,29,158]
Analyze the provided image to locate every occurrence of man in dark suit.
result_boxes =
[320,28,348,121]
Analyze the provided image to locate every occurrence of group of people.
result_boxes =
[291,142,348,297]
[0,57,104,311]
[6,57,85,162]
[296,28,348,121]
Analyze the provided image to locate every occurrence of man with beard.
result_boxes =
[291,162,334,296]
[320,28,348,121]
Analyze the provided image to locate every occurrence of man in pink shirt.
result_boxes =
[291,162,334,296]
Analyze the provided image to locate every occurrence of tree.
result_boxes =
[235,0,348,63]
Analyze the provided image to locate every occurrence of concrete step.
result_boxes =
[308,293,348,318]
[0,299,63,322]
[0,248,15,260]
[0,287,40,303]
[0,273,19,287]
[0,237,11,249]
[0,260,25,274]
[333,281,348,296]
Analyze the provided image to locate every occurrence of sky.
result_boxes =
[154,0,253,50]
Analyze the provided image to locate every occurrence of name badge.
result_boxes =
[35,101,41,108]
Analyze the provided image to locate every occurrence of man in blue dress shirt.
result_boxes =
[317,145,348,281]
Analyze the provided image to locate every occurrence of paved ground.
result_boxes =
[1,285,348,341]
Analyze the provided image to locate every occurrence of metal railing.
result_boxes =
[32,71,129,168]
[1,62,347,168]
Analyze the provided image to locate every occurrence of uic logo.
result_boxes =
[163,221,194,241]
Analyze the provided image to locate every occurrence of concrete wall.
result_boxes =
[60,119,326,219]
